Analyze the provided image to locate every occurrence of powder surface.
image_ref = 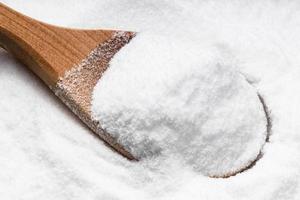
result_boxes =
[1,0,300,200]
[91,32,268,177]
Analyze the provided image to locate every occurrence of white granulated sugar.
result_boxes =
[1,0,300,200]
[91,32,268,177]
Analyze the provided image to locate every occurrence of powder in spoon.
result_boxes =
[91,32,268,177]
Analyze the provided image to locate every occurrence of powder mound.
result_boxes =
[91,32,268,177]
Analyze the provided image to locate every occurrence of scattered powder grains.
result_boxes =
[91,32,268,177]
[54,31,135,159]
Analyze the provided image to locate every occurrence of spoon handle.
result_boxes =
[0,3,115,87]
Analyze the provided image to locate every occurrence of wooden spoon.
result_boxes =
[0,3,136,160]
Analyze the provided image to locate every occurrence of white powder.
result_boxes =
[91,32,268,177]
[1,0,300,200]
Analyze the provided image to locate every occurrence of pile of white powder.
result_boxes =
[91,32,268,177]
[0,0,300,200]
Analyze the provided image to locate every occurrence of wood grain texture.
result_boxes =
[0,3,114,86]
[0,3,136,160]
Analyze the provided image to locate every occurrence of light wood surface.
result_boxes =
[0,3,136,160]
[0,3,115,86]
